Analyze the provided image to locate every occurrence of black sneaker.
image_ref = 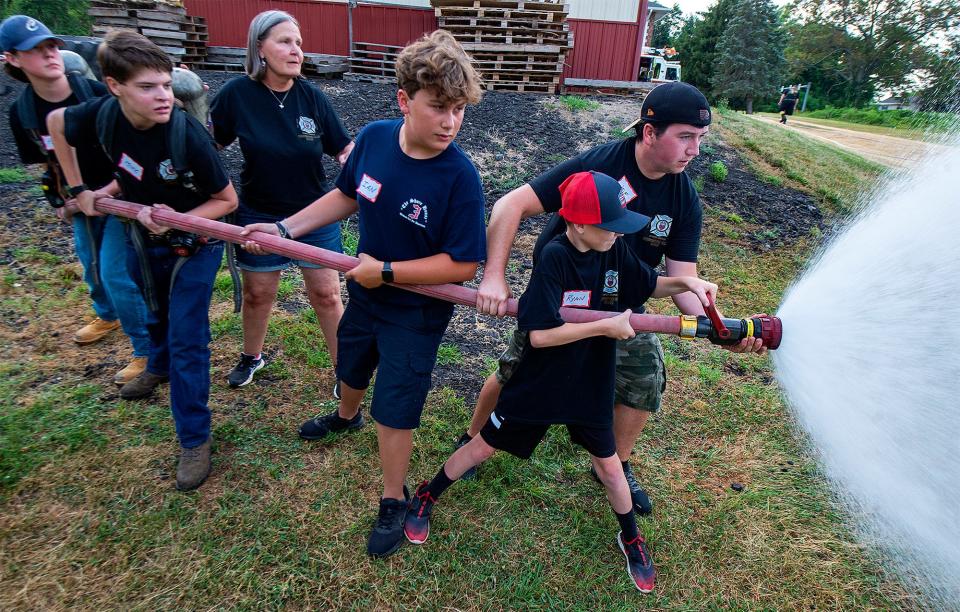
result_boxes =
[368,486,410,558]
[227,353,265,388]
[404,481,437,544]
[332,378,341,400]
[298,409,365,441]
[590,463,653,516]
[455,432,477,481]
[618,531,656,593]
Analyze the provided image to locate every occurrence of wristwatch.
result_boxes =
[275,220,291,239]
[381,261,394,283]
[67,184,89,198]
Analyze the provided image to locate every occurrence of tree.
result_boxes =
[789,0,960,107]
[650,3,684,49]
[673,0,739,95]
[0,0,91,36]
[713,0,787,113]
[916,35,960,112]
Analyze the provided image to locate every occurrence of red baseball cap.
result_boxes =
[558,171,650,234]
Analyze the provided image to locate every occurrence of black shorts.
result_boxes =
[479,411,617,459]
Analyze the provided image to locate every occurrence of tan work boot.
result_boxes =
[73,317,121,345]
[114,357,148,386]
[119,371,169,400]
[176,438,212,491]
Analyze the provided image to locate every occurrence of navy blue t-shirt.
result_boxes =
[211,76,351,216]
[9,79,114,189]
[496,234,658,427]
[64,97,230,212]
[530,136,703,299]
[335,119,486,330]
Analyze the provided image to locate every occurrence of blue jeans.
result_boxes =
[72,215,151,357]
[126,237,223,448]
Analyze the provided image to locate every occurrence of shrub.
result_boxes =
[559,95,600,112]
[709,161,728,182]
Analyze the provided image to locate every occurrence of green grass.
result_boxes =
[0,167,31,183]
[0,110,912,609]
[717,109,885,213]
[804,106,956,133]
[559,95,600,112]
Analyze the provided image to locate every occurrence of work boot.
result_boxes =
[176,438,212,491]
[73,317,121,345]
[113,357,148,386]
[119,371,169,400]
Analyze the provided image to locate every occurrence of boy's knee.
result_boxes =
[307,287,342,310]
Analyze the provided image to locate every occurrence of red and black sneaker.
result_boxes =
[404,481,437,544]
[617,531,656,593]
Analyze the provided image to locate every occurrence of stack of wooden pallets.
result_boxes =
[87,0,208,65]
[432,0,572,93]
[344,42,402,84]
[201,46,349,78]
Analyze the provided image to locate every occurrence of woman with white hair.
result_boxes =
[211,10,353,391]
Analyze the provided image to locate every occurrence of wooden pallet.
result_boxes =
[89,0,202,63]
[344,73,395,84]
[432,0,568,12]
[435,5,567,21]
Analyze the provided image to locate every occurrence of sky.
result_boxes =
[668,0,791,17]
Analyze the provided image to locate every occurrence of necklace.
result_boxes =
[266,84,292,109]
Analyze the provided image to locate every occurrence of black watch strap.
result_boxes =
[381,261,394,283]
[68,184,89,198]
[275,221,291,240]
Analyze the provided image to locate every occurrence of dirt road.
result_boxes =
[751,114,954,169]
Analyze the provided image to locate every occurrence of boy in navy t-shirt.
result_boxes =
[240,29,486,557]
[401,171,718,593]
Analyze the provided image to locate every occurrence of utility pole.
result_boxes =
[801,82,811,112]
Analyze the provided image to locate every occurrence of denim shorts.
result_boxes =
[235,205,342,272]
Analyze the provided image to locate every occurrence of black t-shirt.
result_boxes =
[780,92,798,110]
[64,96,230,212]
[210,76,351,216]
[530,137,702,309]
[9,79,114,188]
[496,234,658,427]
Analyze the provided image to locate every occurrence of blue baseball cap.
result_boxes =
[1,15,63,53]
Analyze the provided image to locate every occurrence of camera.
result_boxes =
[40,169,66,208]
[167,230,205,257]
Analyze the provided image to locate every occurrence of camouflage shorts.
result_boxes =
[614,332,666,412]
[494,329,665,412]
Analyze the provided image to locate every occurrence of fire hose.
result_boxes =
[81,197,782,350]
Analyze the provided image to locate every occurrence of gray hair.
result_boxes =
[244,10,299,80]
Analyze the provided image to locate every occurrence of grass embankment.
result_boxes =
[717,109,885,214]
[805,106,956,133]
[0,115,910,610]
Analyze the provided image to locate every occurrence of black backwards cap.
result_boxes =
[624,82,712,132]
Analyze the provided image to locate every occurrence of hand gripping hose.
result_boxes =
[89,198,782,349]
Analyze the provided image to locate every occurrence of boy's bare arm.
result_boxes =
[529,310,635,348]
[47,108,100,216]
[476,184,545,316]
[346,252,477,289]
[135,183,238,234]
[652,275,717,308]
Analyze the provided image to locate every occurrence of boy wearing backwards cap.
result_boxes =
[403,171,717,593]
[457,82,765,511]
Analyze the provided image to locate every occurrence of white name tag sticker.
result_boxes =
[561,290,592,308]
[357,173,382,202]
[618,176,637,206]
[118,152,144,181]
[41,135,55,151]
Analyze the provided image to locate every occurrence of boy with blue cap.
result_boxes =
[402,171,718,593]
[2,14,151,384]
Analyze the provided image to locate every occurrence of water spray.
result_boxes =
[80,197,782,349]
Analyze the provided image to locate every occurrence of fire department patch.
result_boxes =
[603,270,619,294]
[649,214,673,238]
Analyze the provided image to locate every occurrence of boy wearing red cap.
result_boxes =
[402,171,717,593]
